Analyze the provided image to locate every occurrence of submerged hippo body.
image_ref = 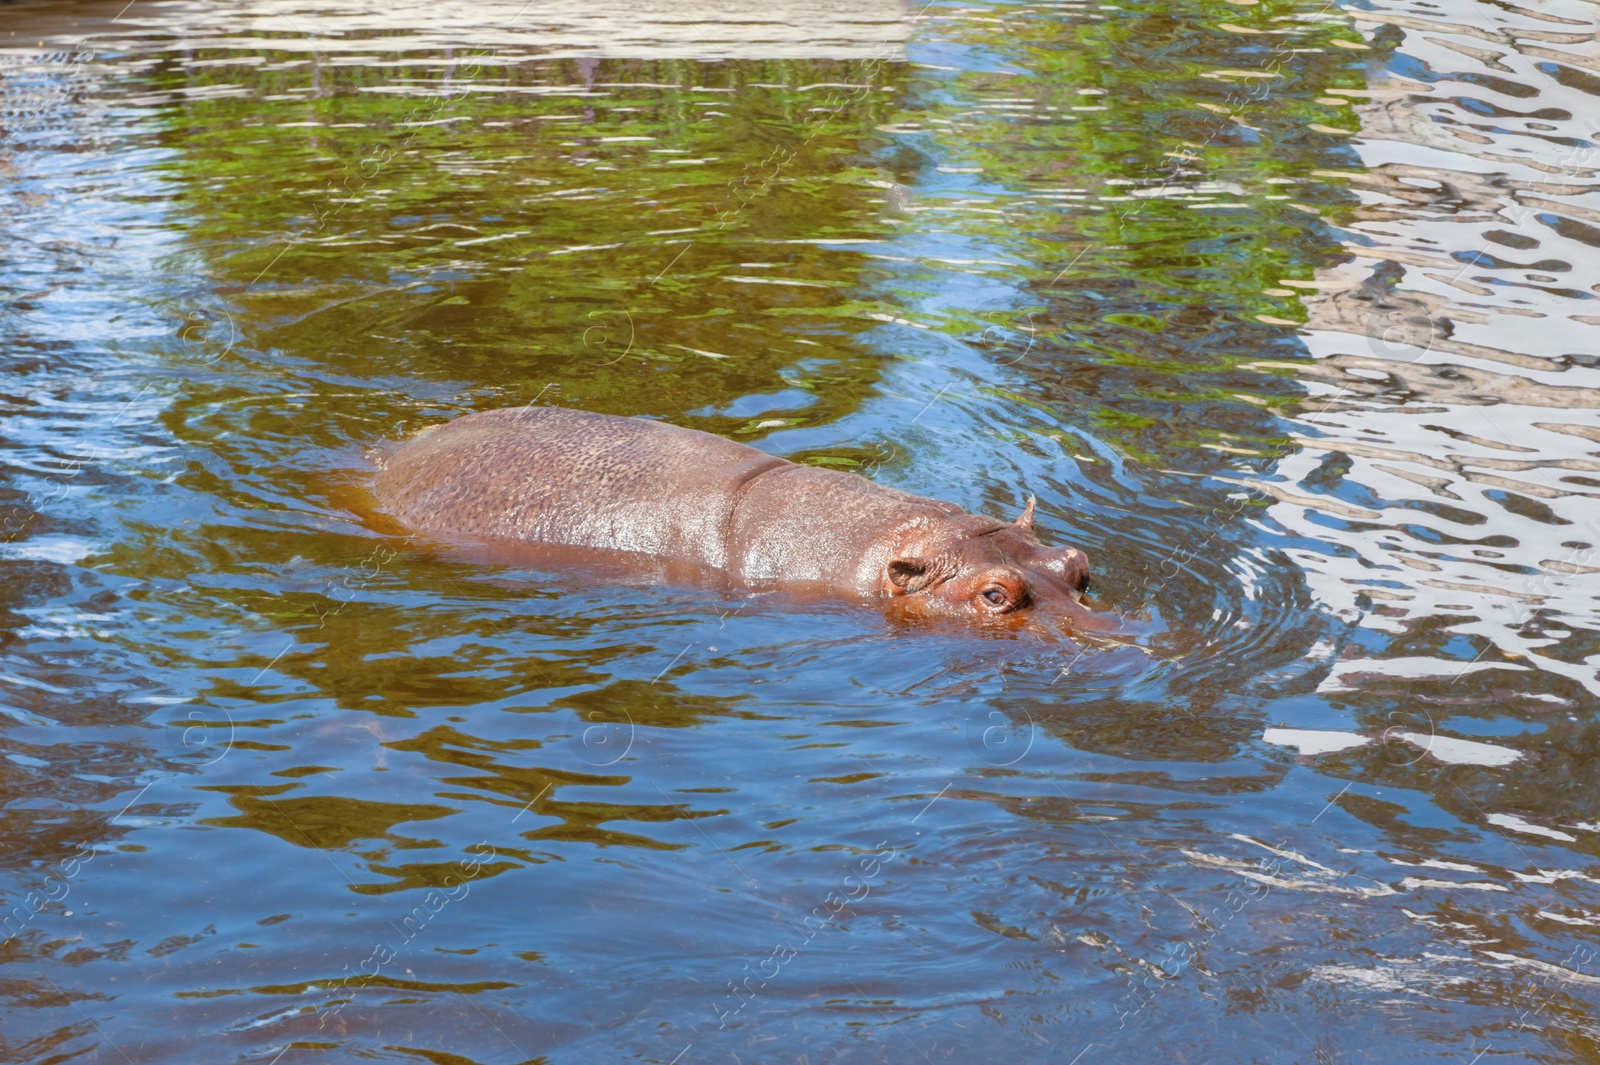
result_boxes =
[375,406,1096,626]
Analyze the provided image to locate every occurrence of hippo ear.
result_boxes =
[1013,495,1037,531]
[885,557,935,593]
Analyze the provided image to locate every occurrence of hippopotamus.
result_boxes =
[374,406,1103,630]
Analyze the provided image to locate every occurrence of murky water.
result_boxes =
[1,0,1597,1060]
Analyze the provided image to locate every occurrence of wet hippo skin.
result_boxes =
[375,406,1099,627]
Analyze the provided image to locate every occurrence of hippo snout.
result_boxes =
[1057,547,1089,592]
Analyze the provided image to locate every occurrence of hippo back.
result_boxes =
[375,406,787,570]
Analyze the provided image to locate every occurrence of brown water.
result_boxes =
[1,0,1598,1061]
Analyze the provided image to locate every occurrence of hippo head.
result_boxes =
[878,497,1091,625]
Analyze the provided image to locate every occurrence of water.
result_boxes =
[1,0,1597,1061]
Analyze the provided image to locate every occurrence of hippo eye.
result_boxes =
[981,586,1011,608]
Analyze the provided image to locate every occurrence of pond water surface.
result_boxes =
[2,0,1599,1061]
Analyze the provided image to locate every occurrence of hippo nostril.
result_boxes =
[1032,546,1090,593]
[1064,548,1090,590]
